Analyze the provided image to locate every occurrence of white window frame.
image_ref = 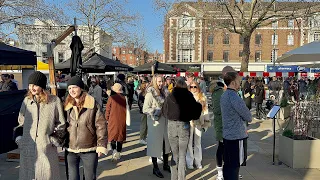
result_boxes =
[288,20,294,28]
[287,35,294,45]
[314,32,320,41]
[58,52,64,63]
[272,34,278,45]
[255,51,262,62]
[272,21,278,29]
[223,51,229,62]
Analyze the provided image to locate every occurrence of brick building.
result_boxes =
[147,50,164,63]
[112,46,148,66]
[164,2,320,75]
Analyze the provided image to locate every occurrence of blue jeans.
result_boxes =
[66,151,98,180]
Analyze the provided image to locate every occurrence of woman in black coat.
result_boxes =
[243,77,253,110]
[254,80,265,120]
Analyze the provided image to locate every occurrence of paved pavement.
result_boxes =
[1,104,320,180]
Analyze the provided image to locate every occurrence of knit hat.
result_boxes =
[67,76,84,89]
[28,71,47,89]
[111,83,123,93]
[117,74,125,81]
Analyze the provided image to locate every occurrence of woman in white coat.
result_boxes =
[186,80,211,169]
[143,75,171,178]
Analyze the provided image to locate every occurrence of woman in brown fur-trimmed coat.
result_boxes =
[14,71,66,180]
[64,76,108,180]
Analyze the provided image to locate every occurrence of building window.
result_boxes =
[130,56,133,60]
[207,34,214,45]
[122,56,126,60]
[42,34,49,44]
[255,51,262,62]
[179,17,194,28]
[58,52,64,63]
[207,50,213,61]
[122,50,126,54]
[255,34,262,45]
[287,35,294,45]
[288,20,294,28]
[239,50,243,57]
[272,20,278,29]
[239,36,244,44]
[42,52,48,63]
[129,50,132,54]
[177,50,193,62]
[271,49,278,62]
[25,34,33,44]
[113,48,116,54]
[223,33,229,44]
[271,34,278,45]
[314,32,320,41]
[223,51,229,62]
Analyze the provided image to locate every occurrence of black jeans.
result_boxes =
[111,141,123,152]
[216,141,224,167]
[66,151,98,180]
[256,103,263,119]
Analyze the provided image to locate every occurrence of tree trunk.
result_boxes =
[240,34,252,72]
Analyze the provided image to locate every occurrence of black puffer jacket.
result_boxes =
[162,87,202,122]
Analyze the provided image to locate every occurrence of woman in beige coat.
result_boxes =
[14,71,66,180]
[186,80,211,169]
[143,75,171,178]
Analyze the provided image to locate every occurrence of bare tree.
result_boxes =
[0,0,66,40]
[155,0,320,72]
[212,0,320,72]
[67,0,139,55]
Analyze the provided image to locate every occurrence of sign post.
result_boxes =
[267,105,281,165]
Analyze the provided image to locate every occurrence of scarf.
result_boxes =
[147,86,165,108]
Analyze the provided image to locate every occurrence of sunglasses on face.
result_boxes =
[190,86,197,89]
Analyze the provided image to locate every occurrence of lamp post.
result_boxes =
[273,1,277,67]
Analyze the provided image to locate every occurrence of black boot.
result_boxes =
[152,157,164,178]
[153,167,164,178]
[163,154,171,173]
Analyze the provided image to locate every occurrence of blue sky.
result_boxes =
[50,0,165,53]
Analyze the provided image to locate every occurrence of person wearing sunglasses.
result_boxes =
[186,81,211,170]
[162,77,202,180]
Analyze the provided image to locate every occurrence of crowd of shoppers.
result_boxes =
[14,66,265,180]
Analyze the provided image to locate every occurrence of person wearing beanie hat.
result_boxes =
[14,71,66,180]
[64,76,107,180]
[105,83,129,161]
[67,76,84,89]
[211,78,226,180]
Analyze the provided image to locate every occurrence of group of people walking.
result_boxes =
[14,65,253,180]
[13,71,129,180]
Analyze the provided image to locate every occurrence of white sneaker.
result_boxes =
[111,150,116,161]
[149,157,163,163]
[239,174,243,179]
[216,174,223,180]
[187,165,194,169]
[114,152,121,160]
[140,139,147,145]
[197,165,203,169]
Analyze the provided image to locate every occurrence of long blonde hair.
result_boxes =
[150,75,164,96]
[26,89,49,104]
[189,80,207,111]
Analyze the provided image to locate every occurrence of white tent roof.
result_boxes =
[277,41,320,63]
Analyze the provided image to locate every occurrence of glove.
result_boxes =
[153,108,162,117]
[15,136,22,145]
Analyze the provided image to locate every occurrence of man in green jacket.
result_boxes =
[211,80,225,180]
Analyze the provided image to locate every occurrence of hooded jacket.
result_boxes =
[162,87,202,122]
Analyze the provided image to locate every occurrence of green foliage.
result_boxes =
[283,129,294,139]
